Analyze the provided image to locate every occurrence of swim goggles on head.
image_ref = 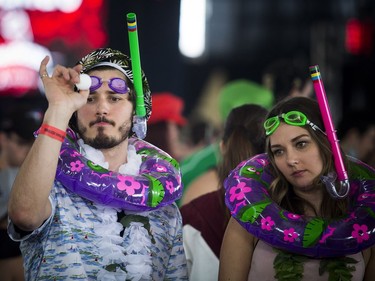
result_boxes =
[264,110,325,136]
[89,76,130,94]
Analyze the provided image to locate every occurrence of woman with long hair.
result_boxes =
[219,97,375,281]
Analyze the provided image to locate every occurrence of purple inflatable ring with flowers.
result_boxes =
[224,153,375,258]
[54,129,182,212]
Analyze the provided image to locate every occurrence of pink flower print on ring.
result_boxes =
[261,216,275,231]
[153,163,168,173]
[283,228,298,242]
[165,180,174,194]
[229,182,252,202]
[117,175,142,195]
[352,224,370,243]
[70,160,85,172]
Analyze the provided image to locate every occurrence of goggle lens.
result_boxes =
[264,116,280,136]
[264,111,319,136]
[283,111,307,125]
[89,76,129,94]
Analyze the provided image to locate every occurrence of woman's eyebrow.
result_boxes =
[270,134,310,148]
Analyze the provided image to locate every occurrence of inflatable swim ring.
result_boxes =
[55,129,182,212]
[224,153,375,258]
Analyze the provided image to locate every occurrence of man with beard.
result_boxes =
[7,48,188,280]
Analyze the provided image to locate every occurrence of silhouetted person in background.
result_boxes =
[144,92,190,162]
[180,79,274,206]
[181,104,268,280]
[337,109,375,164]
[0,104,43,281]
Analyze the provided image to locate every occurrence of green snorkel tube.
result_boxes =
[127,12,147,139]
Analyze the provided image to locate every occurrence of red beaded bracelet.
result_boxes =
[39,124,66,142]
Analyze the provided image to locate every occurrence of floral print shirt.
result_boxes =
[8,181,188,281]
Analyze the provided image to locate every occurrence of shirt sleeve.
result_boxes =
[8,194,55,242]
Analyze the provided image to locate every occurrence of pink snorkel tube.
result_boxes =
[310,65,350,199]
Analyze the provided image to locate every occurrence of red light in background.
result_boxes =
[0,0,108,96]
[345,18,374,56]
[28,0,108,58]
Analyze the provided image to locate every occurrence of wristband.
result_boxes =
[39,124,66,142]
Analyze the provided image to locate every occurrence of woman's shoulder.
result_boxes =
[363,246,375,266]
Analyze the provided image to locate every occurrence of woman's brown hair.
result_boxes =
[218,104,268,222]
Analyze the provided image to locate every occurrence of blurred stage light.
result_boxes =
[179,0,206,59]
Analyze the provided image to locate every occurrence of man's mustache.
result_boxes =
[89,117,115,127]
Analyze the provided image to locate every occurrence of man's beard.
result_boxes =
[77,118,132,149]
